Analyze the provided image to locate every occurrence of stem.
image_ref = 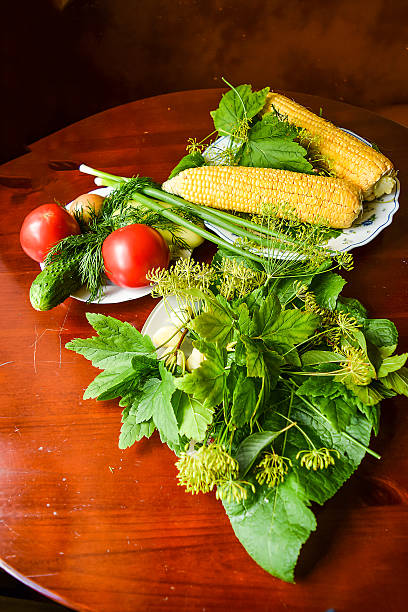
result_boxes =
[81,163,306,250]
[130,191,266,264]
[284,378,381,459]
[142,185,300,248]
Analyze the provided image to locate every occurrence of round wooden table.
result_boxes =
[0,89,407,612]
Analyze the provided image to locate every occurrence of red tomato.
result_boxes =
[102,224,170,288]
[20,203,81,262]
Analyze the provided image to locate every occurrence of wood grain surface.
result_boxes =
[0,89,407,612]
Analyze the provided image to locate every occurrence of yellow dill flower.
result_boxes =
[215,477,255,504]
[296,447,340,471]
[175,444,238,495]
[337,346,373,385]
[255,450,292,488]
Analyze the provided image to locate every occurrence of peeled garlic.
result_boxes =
[152,325,182,349]
[186,348,206,371]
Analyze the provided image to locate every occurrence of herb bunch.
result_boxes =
[66,249,408,583]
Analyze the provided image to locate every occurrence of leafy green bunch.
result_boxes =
[169,80,327,179]
[66,251,407,583]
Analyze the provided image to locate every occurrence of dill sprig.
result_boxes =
[45,178,191,301]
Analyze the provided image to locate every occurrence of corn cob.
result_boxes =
[162,166,362,229]
[261,93,395,200]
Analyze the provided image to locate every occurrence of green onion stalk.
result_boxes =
[79,164,322,265]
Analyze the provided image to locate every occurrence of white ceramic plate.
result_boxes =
[203,129,400,253]
[142,295,185,337]
[40,187,152,304]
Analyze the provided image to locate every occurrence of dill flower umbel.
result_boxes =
[255,450,292,488]
[215,476,256,504]
[337,346,373,385]
[296,447,340,470]
[175,443,239,495]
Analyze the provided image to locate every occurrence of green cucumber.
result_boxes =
[30,257,83,311]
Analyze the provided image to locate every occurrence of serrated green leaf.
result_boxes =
[310,272,347,310]
[377,353,408,377]
[231,374,257,427]
[175,357,226,408]
[264,310,320,345]
[250,292,281,337]
[210,84,269,135]
[66,313,155,370]
[241,133,313,172]
[176,392,213,442]
[83,367,136,400]
[191,310,233,346]
[223,477,316,582]
[241,336,264,377]
[135,378,161,422]
[380,366,408,397]
[119,415,155,449]
[336,296,368,324]
[364,318,398,348]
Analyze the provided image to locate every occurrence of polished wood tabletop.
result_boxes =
[0,89,407,612]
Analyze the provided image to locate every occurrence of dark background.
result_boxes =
[1,0,408,164]
[1,0,407,609]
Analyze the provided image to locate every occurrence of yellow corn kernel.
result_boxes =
[162,165,362,229]
[261,92,395,200]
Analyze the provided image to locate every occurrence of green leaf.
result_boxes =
[241,336,264,377]
[336,296,368,325]
[176,355,226,408]
[264,310,320,345]
[66,313,155,370]
[235,431,282,477]
[364,318,398,348]
[119,414,155,449]
[153,363,178,443]
[176,392,213,442]
[377,353,408,378]
[191,309,234,347]
[301,350,343,366]
[250,291,281,337]
[381,366,408,397]
[240,117,313,172]
[135,378,161,422]
[168,150,205,179]
[83,367,136,400]
[210,84,270,135]
[310,272,347,310]
[225,390,373,582]
[223,477,316,583]
[231,374,257,427]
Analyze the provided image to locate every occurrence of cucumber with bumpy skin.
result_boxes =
[30,257,83,311]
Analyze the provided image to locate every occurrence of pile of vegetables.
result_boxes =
[19,82,406,582]
[66,249,408,582]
